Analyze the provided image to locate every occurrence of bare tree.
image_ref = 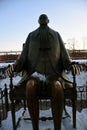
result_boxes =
[66,38,76,50]
[82,37,87,50]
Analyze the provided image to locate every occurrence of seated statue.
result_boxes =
[6,14,81,130]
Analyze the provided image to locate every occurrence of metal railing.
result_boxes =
[77,83,87,110]
[0,85,9,127]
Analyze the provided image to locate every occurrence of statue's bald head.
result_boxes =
[38,14,49,25]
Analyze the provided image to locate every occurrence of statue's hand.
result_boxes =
[6,64,15,77]
[69,62,82,75]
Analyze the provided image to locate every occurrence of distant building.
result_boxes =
[0,50,87,62]
[68,50,87,59]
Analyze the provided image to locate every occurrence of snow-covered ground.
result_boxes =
[0,60,87,130]
[1,107,87,130]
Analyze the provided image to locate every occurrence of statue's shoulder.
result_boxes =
[30,28,39,37]
[48,27,58,35]
[48,27,59,39]
[48,27,57,32]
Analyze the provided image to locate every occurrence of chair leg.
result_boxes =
[23,99,26,110]
[11,100,16,130]
[63,98,66,112]
[72,99,76,129]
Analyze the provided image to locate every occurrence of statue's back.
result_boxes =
[28,27,61,75]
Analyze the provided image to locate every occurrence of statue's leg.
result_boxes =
[50,80,63,130]
[26,78,39,130]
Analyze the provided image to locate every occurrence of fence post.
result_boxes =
[86,82,87,107]
[4,84,9,115]
[0,88,2,127]
[0,113,1,127]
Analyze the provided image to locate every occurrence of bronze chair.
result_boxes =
[8,71,77,130]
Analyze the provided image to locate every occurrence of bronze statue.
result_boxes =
[6,14,81,130]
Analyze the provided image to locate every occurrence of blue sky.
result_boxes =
[0,0,87,51]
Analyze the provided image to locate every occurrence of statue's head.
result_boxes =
[38,14,49,25]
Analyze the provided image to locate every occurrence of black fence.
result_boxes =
[0,83,87,127]
[0,85,9,127]
[77,84,87,110]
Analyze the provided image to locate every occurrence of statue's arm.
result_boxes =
[57,32,71,70]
